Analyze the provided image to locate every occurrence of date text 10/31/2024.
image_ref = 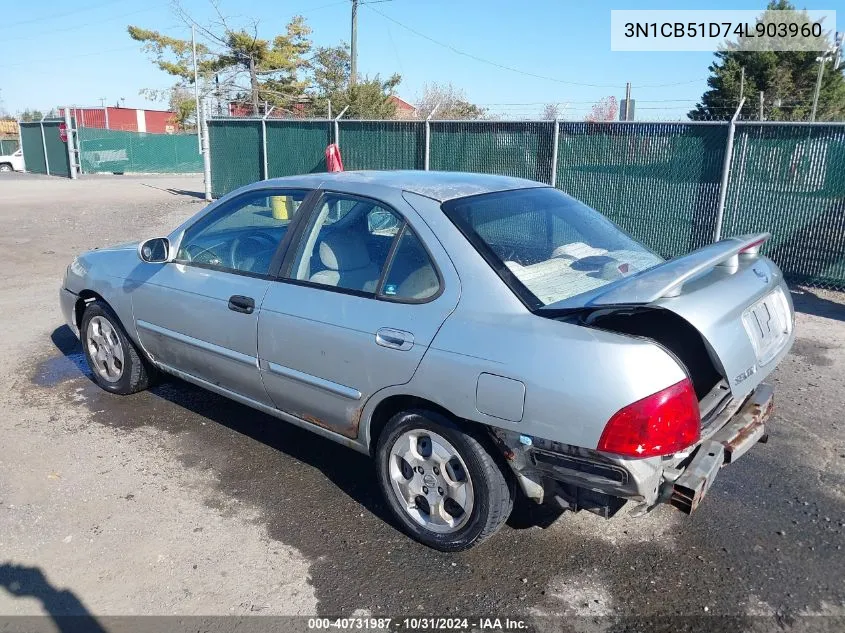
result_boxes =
[307,617,528,630]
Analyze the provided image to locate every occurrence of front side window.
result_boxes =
[175,189,309,275]
[442,187,662,307]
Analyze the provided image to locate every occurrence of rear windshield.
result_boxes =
[441,187,663,308]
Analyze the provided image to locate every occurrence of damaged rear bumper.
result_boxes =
[494,383,774,517]
[667,383,773,514]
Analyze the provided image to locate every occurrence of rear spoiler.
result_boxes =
[543,233,771,309]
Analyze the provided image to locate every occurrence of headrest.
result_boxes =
[319,232,372,271]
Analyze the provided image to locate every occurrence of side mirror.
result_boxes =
[138,237,170,263]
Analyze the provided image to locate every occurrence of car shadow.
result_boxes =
[0,563,107,633]
[139,182,206,200]
[43,325,552,535]
[790,286,845,322]
[34,325,845,621]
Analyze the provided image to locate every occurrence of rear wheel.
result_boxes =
[376,410,514,551]
[0,164,12,172]
[81,300,156,394]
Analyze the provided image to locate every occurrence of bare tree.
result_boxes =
[542,103,562,120]
[415,82,486,120]
[585,96,618,122]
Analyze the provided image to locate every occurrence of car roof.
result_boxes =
[259,170,547,202]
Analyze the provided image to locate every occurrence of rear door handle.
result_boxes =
[228,295,255,314]
[375,328,414,351]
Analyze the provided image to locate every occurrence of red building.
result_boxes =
[59,107,178,133]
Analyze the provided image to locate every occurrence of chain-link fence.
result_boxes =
[19,120,72,177]
[77,127,202,174]
[202,117,845,290]
[556,122,728,259]
[723,123,845,290]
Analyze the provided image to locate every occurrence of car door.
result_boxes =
[130,188,313,405]
[257,190,460,438]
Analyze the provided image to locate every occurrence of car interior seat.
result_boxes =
[310,231,380,292]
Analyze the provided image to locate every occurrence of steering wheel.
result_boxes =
[231,231,278,270]
[183,243,224,266]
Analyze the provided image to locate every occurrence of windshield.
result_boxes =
[441,187,663,308]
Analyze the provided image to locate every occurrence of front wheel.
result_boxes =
[376,410,514,551]
[80,300,156,395]
[0,164,12,172]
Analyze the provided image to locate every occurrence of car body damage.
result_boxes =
[60,171,796,548]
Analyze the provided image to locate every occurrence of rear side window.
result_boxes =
[379,228,441,301]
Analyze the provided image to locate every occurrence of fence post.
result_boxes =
[201,105,212,201]
[424,102,441,171]
[549,118,560,187]
[39,115,50,176]
[261,107,274,180]
[17,121,25,172]
[714,97,745,242]
[333,106,348,147]
[63,106,77,179]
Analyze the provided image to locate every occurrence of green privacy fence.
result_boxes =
[723,123,845,289]
[340,121,423,171]
[0,138,18,154]
[207,117,845,290]
[556,122,727,259]
[19,120,71,177]
[430,121,555,183]
[77,128,202,174]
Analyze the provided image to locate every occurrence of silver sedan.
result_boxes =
[60,171,795,551]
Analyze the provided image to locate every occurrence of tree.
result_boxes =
[415,83,486,119]
[328,74,401,119]
[141,86,196,129]
[585,96,618,122]
[301,43,402,119]
[19,110,44,122]
[542,103,562,120]
[689,0,845,121]
[129,4,311,115]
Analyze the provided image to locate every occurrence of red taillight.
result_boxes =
[597,379,701,458]
[739,238,766,255]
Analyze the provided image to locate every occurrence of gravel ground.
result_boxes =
[0,173,843,630]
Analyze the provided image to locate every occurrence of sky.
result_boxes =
[0,0,842,120]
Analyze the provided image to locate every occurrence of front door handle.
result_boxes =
[376,328,414,351]
[228,295,255,314]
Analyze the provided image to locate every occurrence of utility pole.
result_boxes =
[811,34,843,122]
[739,67,745,102]
[810,55,827,122]
[192,24,202,153]
[624,82,631,121]
[350,0,358,86]
[100,97,109,129]
[759,91,764,121]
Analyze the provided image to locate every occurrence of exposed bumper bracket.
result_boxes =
[669,383,774,514]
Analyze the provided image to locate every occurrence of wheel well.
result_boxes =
[74,290,107,329]
[366,395,461,455]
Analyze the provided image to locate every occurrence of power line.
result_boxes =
[0,0,129,29]
[364,4,708,90]
[0,45,140,69]
[2,6,162,42]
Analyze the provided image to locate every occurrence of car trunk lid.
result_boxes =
[540,233,795,399]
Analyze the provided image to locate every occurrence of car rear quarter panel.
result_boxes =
[382,191,688,450]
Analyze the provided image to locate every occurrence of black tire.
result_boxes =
[375,410,514,551]
[0,164,12,172]
[80,300,157,395]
